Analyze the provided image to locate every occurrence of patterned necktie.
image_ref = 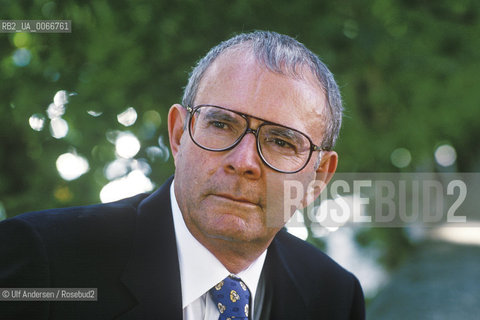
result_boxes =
[209,275,251,319]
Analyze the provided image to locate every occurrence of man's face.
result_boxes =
[169,49,335,248]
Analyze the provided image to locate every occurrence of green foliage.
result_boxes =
[1,0,479,271]
[355,227,413,271]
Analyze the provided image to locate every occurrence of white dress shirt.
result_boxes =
[170,181,267,320]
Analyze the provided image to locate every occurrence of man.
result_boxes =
[0,31,364,319]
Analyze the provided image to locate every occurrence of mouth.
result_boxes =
[212,193,259,207]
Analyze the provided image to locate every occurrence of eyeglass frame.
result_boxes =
[185,104,327,174]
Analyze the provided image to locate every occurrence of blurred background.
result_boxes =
[1,0,479,318]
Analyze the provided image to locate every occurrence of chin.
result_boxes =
[205,219,266,243]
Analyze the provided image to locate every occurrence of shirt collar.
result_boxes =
[170,180,267,308]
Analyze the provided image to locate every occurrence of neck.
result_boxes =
[197,236,271,274]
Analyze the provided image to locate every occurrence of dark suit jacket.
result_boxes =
[0,177,364,319]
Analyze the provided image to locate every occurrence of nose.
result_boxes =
[222,130,262,179]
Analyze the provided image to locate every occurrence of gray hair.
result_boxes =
[182,30,343,150]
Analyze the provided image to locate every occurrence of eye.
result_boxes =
[265,137,296,150]
[274,139,287,147]
[212,121,227,129]
[277,139,295,150]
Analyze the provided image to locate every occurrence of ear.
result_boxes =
[300,151,338,208]
[168,104,187,162]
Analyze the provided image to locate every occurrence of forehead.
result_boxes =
[194,49,327,142]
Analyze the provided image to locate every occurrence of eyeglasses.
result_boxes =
[186,105,325,173]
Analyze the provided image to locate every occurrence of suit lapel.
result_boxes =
[261,230,309,320]
[117,177,183,320]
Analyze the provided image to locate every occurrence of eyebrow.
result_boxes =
[265,126,306,145]
[203,108,243,125]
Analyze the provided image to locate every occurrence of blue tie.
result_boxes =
[209,275,251,319]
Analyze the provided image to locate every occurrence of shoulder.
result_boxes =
[272,229,365,317]
[1,193,148,240]
[6,192,148,224]
[0,193,150,285]
[273,229,352,279]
